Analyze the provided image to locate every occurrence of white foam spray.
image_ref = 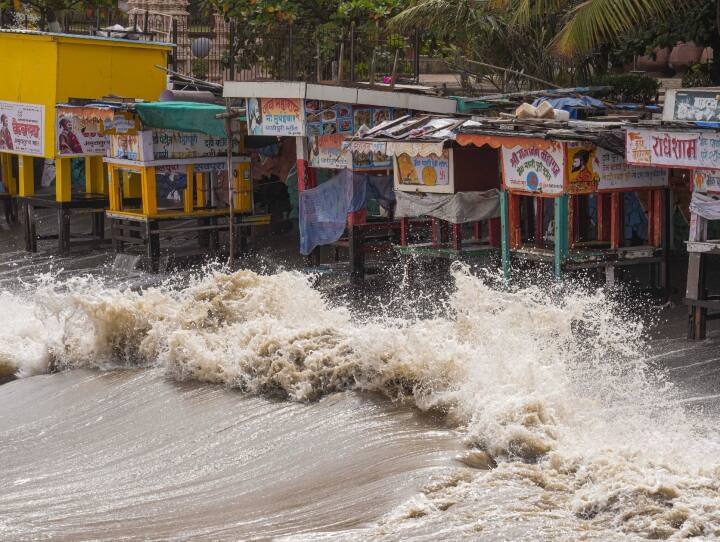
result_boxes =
[1,267,719,539]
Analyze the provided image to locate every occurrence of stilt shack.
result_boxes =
[0,30,170,253]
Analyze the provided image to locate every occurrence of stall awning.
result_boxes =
[134,102,244,137]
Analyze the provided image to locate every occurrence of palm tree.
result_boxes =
[392,0,688,56]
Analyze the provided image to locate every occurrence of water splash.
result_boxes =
[1,267,719,539]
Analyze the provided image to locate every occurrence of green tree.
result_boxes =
[1,0,116,30]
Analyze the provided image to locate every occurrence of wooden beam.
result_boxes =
[554,194,569,280]
[18,155,34,197]
[1,154,16,195]
[610,192,623,249]
[184,165,194,214]
[508,193,522,249]
[534,196,544,248]
[499,190,511,280]
[141,166,158,217]
[55,158,72,203]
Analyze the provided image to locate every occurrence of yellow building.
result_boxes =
[0,29,171,202]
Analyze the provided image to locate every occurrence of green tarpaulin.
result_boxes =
[134,102,242,137]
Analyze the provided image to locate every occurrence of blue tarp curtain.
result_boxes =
[299,170,394,255]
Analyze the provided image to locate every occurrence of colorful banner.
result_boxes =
[396,149,450,187]
[309,133,352,169]
[248,98,305,137]
[694,169,720,194]
[306,101,354,136]
[566,144,600,194]
[56,107,110,156]
[349,141,391,170]
[596,148,668,191]
[502,142,564,194]
[109,132,153,161]
[626,128,720,169]
[0,101,44,156]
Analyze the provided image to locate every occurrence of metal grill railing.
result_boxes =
[0,9,422,85]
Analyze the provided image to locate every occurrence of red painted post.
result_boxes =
[610,192,623,249]
[534,196,544,248]
[651,189,663,247]
[488,217,501,248]
[400,217,409,246]
[452,223,462,251]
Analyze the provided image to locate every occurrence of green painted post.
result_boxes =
[499,190,510,281]
[554,194,569,280]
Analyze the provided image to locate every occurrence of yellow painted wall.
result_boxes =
[0,33,58,157]
[56,38,169,103]
[0,32,170,158]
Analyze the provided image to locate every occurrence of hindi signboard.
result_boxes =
[626,128,720,169]
[694,169,720,194]
[56,106,110,156]
[664,89,720,122]
[309,133,352,169]
[596,148,668,191]
[0,101,44,156]
[248,97,305,137]
[152,130,230,160]
[394,149,452,193]
[502,141,564,194]
[349,141,391,170]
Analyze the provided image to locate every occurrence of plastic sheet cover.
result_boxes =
[299,170,393,255]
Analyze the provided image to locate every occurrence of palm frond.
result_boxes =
[389,0,487,34]
[554,0,684,55]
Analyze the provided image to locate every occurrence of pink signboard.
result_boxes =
[626,128,720,170]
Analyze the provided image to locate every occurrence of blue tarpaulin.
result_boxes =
[299,170,393,255]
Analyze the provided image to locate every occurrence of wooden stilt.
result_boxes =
[508,193,522,249]
[55,157,72,203]
[184,165,194,215]
[18,155,34,197]
[499,190,510,280]
[452,223,462,251]
[610,192,623,249]
[554,194,569,280]
[1,154,16,195]
[534,196,544,248]
[488,217,501,248]
[141,166,157,217]
[400,217,409,246]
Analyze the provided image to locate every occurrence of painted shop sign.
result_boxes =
[309,133,352,169]
[626,128,720,169]
[502,142,564,194]
[348,141,392,170]
[671,90,720,122]
[595,148,668,191]
[0,100,44,156]
[109,130,232,162]
[395,149,450,187]
[694,169,720,194]
[310,135,393,170]
[56,106,110,156]
[109,131,153,161]
[151,130,230,160]
[566,144,600,194]
[305,101,355,136]
[248,98,305,137]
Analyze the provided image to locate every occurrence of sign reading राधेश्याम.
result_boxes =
[626,128,720,169]
[0,101,44,156]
